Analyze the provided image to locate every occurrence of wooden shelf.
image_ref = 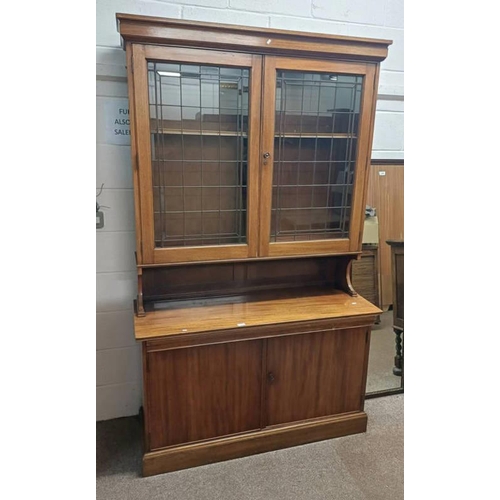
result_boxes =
[154,128,247,137]
[134,287,381,340]
[276,133,356,139]
[153,129,355,139]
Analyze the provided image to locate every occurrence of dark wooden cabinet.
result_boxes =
[389,241,404,330]
[117,13,391,476]
[387,240,404,376]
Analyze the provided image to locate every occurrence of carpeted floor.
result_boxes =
[96,394,403,500]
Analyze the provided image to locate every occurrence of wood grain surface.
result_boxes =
[134,288,381,340]
[351,246,380,307]
[117,14,391,61]
[266,327,368,425]
[147,340,262,449]
[366,163,404,307]
[143,411,367,476]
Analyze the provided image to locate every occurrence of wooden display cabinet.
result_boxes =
[117,14,391,476]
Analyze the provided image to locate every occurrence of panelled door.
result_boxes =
[147,340,262,449]
[259,57,377,257]
[131,45,262,264]
[265,328,369,426]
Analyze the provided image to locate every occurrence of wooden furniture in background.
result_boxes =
[117,13,391,476]
[367,161,404,308]
[351,244,381,322]
[387,240,404,376]
[351,243,380,307]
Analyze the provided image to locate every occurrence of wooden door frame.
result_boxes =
[258,56,378,258]
[131,44,262,264]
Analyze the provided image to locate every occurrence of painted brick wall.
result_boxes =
[96,0,404,421]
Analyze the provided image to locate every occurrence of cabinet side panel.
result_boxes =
[126,43,142,264]
[147,340,262,449]
[266,327,367,426]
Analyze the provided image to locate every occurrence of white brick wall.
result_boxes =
[312,0,387,25]
[96,0,404,421]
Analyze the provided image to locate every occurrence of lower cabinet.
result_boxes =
[142,323,371,475]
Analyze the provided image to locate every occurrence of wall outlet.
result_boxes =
[96,211,104,229]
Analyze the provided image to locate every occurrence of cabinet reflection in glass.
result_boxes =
[148,62,250,248]
[271,72,363,242]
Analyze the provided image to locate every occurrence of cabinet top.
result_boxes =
[134,287,381,340]
[116,13,392,62]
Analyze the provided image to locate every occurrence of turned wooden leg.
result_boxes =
[393,328,403,376]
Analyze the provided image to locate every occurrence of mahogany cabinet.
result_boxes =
[144,324,369,453]
[117,13,391,476]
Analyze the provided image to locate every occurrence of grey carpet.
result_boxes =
[96,394,403,500]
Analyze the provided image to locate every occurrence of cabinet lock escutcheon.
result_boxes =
[267,371,275,383]
[263,152,271,159]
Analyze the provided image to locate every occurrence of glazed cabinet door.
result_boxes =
[259,57,377,257]
[265,328,369,426]
[130,45,262,264]
[145,340,262,450]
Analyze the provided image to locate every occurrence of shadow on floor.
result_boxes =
[96,414,143,478]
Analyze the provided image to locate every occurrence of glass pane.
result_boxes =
[148,61,249,248]
[271,71,363,242]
